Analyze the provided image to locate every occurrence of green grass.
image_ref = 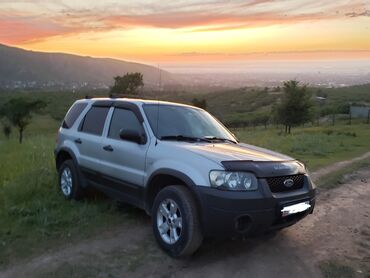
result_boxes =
[0,131,135,267]
[235,123,370,171]
[319,261,357,278]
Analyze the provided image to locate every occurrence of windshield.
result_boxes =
[143,104,236,142]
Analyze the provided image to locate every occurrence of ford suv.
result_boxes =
[55,98,316,257]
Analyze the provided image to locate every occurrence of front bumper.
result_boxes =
[195,175,316,238]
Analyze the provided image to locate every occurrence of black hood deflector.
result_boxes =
[221,160,306,178]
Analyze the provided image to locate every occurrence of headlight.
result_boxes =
[304,168,316,189]
[209,171,258,191]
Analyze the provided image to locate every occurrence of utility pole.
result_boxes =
[158,64,162,92]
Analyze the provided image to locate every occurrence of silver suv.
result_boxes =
[55,98,316,257]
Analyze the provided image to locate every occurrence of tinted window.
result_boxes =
[108,108,143,140]
[62,102,87,129]
[143,104,234,140]
[81,106,109,135]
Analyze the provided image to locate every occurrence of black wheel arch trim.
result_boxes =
[55,147,87,188]
[144,168,201,213]
[55,147,78,169]
[146,168,197,187]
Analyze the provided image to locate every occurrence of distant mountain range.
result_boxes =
[0,44,175,90]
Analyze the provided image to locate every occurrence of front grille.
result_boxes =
[266,174,304,193]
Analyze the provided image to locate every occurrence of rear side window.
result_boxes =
[80,106,109,135]
[62,102,88,129]
[108,108,144,140]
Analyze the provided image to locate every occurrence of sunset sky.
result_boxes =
[1,0,370,66]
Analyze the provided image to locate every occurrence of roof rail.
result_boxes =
[109,93,125,99]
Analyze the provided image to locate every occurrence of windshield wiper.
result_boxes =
[203,136,238,144]
[160,135,212,143]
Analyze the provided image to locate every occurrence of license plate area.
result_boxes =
[281,201,311,217]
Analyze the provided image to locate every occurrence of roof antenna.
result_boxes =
[155,65,161,146]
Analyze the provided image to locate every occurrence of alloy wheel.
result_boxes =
[60,167,73,197]
[156,198,183,244]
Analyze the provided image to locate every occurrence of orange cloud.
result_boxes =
[0,17,70,44]
[0,0,367,44]
[104,12,327,30]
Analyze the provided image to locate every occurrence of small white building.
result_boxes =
[350,105,370,118]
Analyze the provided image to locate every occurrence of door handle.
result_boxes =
[103,145,114,152]
[74,138,82,144]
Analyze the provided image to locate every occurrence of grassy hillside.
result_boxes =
[0,44,175,87]
[236,124,370,170]
[1,82,369,125]
[147,83,370,126]
[323,83,370,105]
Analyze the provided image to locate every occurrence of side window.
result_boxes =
[80,106,110,135]
[108,108,144,140]
[62,102,88,129]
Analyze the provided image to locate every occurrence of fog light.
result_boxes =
[235,215,252,232]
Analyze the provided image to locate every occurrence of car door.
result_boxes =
[75,105,110,175]
[100,105,150,202]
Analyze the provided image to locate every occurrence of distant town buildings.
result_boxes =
[0,81,110,90]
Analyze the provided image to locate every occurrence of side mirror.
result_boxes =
[119,129,146,144]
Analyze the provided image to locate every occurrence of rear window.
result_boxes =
[80,106,110,135]
[62,102,88,129]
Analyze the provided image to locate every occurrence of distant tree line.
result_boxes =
[223,80,364,133]
[224,81,314,133]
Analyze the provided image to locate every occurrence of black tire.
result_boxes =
[58,159,84,200]
[152,185,203,257]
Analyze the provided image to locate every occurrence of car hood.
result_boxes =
[181,142,306,177]
[182,142,294,163]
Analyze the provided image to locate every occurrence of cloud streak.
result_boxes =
[0,0,369,44]
[345,10,370,18]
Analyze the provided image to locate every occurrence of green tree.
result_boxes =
[110,72,144,95]
[191,98,207,109]
[275,80,313,134]
[0,98,46,143]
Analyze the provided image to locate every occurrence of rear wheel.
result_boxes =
[152,185,203,257]
[58,160,84,200]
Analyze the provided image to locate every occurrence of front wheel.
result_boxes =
[152,185,203,257]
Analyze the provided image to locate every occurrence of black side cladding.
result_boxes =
[220,160,306,178]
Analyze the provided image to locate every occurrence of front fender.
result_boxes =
[144,159,212,187]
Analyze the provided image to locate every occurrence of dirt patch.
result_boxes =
[288,167,370,274]
[1,167,370,278]
[311,151,370,182]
